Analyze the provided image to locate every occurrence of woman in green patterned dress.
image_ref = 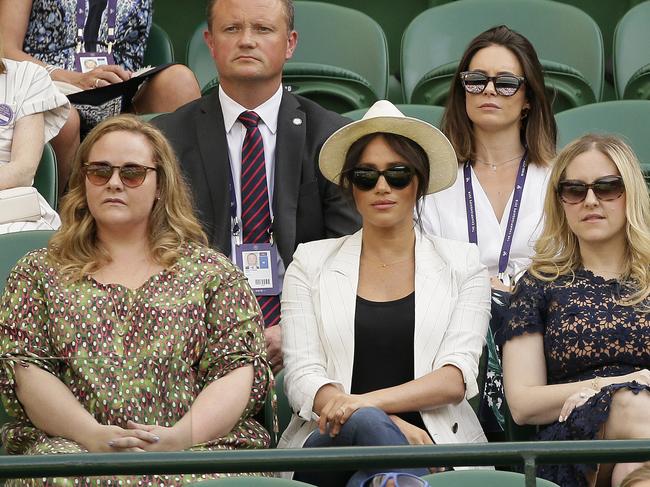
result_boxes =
[0,114,270,486]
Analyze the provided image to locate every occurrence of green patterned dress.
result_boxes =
[0,242,271,486]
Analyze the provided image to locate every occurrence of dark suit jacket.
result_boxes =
[153,90,360,265]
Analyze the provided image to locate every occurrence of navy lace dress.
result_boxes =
[505,270,650,487]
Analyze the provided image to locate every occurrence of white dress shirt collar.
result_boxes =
[218,84,283,134]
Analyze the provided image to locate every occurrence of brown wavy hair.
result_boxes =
[0,36,6,75]
[530,134,650,307]
[441,25,556,166]
[48,114,207,279]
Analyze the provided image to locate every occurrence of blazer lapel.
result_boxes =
[320,231,362,391]
[196,92,232,252]
[273,92,306,263]
[413,232,453,377]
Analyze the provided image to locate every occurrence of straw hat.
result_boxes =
[319,100,458,194]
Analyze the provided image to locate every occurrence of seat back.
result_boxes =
[187,3,389,111]
[401,0,604,109]
[613,1,650,99]
[421,469,560,486]
[555,100,650,189]
[33,143,58,210]
[344,104,445,127]
[0,230,55,290]
[265,369,292,447]
[144,23,174,66]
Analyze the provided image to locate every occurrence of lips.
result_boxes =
[372,199,396,210]
[581,213,604,222]
[479,103,500,109]
[103,198,126,205]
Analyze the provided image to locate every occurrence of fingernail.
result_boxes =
[153,436,160,442]
[108,441,114,446]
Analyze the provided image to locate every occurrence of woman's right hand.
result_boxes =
[58,65,132,90]
[80,424,160,452]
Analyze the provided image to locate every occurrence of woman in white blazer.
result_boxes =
[279,100,491,487]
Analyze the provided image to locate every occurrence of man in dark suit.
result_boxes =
[153,0,359,372]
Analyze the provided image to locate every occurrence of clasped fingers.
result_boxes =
[559,388,598,422]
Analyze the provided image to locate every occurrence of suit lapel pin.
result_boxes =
[292,117,303,126]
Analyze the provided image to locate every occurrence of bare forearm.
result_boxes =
[15,364,100,444]
[175,365,254,446]
[364,365,465,413]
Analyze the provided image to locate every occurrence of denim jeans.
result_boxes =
[293,407,429,487]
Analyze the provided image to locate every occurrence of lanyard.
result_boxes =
[463,151,528,276]
[75,0,119,53]
[228,167,274,245]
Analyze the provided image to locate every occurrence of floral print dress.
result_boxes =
[505,270,650,487]
[0,242,271,486]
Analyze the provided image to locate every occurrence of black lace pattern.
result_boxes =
[506,270,650,486]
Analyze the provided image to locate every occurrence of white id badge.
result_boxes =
[235,243,282,296]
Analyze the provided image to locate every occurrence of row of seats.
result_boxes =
[32,99,650,214]
[149,1,650,113]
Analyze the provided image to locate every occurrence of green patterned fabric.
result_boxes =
[0,242,271,486]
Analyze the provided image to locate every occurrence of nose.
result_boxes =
[484,78,497,95]
[238,26,256,47]
[583,187,599,206]
[374,174,391,193]
[106,167,124,189]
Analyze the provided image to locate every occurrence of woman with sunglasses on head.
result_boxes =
[0,115,271,486]
[279,100,491,487]
[503,134,650,487]
[420,25,557,432]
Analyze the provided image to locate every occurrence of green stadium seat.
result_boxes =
[153,0,206,65]
[143,23,175,66]
[344,104,445,127]
[187,2,389,113]
[187,478,315,486]
[613,2,650,100]
[33,143,58,211]
[421,470,560,486]
[0,230,54,289]
[401,0,604,113]
[555,100,650,189]
[265,369,292,448]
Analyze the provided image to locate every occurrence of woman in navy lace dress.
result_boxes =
[503,134,650,487]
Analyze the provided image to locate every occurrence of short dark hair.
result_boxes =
[442,25,557,166]
[206,0,295,32]
[340,132,430,224]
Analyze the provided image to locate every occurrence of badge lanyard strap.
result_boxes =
[75,0,119,54]
[463,151,529,278]
[228,168,274,246]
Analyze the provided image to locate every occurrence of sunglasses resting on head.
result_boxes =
[346,165,414,191]
[83,162,158,188]
[460,71,526,97]
[557,175,625,204]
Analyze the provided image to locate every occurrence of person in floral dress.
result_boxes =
[0,114,270,486]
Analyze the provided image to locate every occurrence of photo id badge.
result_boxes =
[235,243,281,296]
[74,52,115,73]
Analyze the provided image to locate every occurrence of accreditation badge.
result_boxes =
[235,243,281,296]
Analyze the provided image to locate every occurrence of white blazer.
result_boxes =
[278,229,490,450]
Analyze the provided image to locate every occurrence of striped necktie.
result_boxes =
[238,111,281,328]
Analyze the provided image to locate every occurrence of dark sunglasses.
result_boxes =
[83,162,158,188]
[460,71,526,96]
[557,175,625,204]
[347,165,414,191]
[361,472,430,487]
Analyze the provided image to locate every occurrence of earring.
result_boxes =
[521,107,530,120]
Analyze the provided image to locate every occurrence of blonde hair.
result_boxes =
[530,133,650,306]
[49,114,207,279]
[621,464,650,487]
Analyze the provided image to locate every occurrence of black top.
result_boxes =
[351,292,428,433]
[84,0,108,51]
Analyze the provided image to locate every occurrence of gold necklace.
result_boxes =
[361,253,414,269]
[474,153,523,171]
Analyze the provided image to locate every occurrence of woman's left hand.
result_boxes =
[123,420,191,451]
[558,388,598,422]
[318,392,377,437]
